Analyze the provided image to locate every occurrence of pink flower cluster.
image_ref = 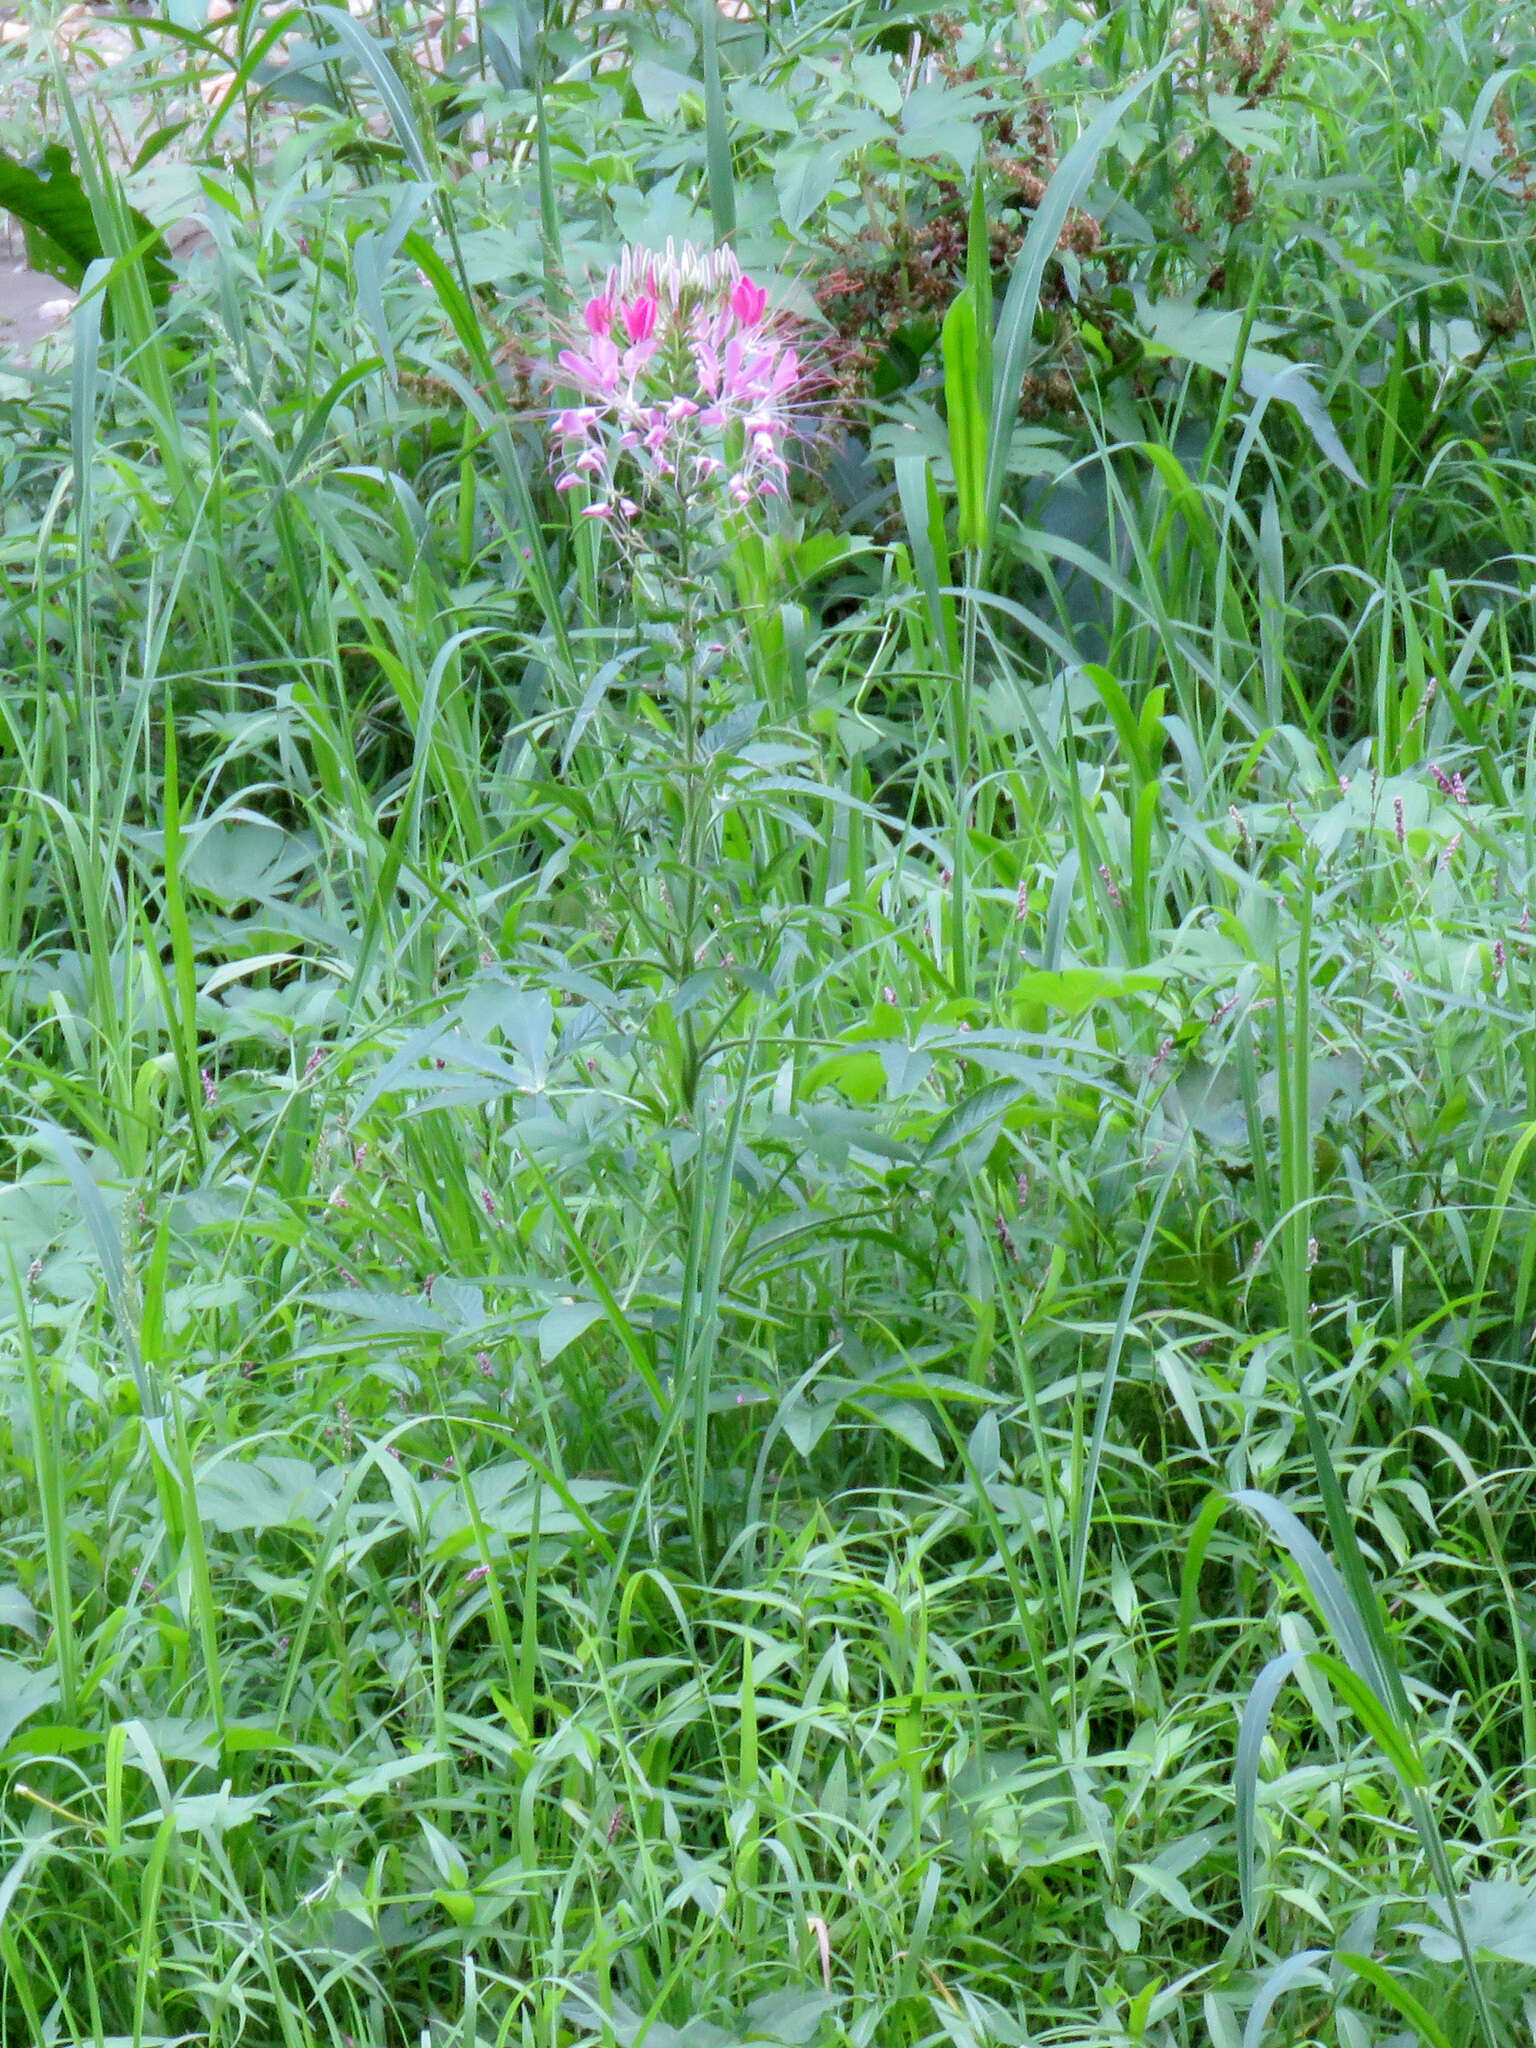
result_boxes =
[542,242,809,527]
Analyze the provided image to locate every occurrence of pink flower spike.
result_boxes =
[583,293,612,337]
[730,275,767,326]
[622,294,658,343]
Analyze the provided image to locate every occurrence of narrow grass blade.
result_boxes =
[983,56,1172,556]
[1335,1952,1455,2048]
[1066,1143,1184,1632]
[30,1121,155,1416]
[1241,1949,1328,2048]
[1234,1648,1306,1931]
[698,0,737,243]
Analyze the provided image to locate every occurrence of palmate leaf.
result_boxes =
[0,145,171,305]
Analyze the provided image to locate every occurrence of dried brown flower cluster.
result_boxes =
[1205,0,1291,101]
[813,197,1027,382]
[1493,93,1536,204]
[1488,287,1526,339]
[1020,367,1084,421]
[812,50,1103,414]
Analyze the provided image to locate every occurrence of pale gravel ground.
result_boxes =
[0,241,77,353]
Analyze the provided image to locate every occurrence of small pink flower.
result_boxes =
[583,293,611,337]
[622,294,658,343]
[694,340,722,398]
[557,337,620,394]
[730,274,767,325]
[581,502,613,519]
[555,406,601,437]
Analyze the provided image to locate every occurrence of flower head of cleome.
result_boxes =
[540,241,813,530]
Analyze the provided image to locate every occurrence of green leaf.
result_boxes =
[0,145,171,304]
[1011,966,1161,1014]
[538,1300,605,1362]
[632,60,700,121]
[854,1397,942,1465]
[1134,296,1289,375]
[0,1657,59,1752]
[727,81,797,133]
[922,1078,1022,1161]
[942,290,987,552]
[1416,1881,1536,1967]
[739,1987,839,2043]
[166,1786,273,1837]
[774,143,851,235]
[1241,363,1365,488]
[1334,1953,1454,2048]
[697,0,736,242]
[182,819,313,906]
[898,82,988,171]
[196,1455,337,1534]
[1205,93,1287,155]
[1134,297,1365,486]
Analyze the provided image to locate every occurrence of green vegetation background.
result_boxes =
[0,0,1534,2042]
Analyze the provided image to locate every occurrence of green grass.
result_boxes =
[1,0,1536,2042]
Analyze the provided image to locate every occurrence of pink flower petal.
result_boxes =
[555,405,602,437]
[730,275,767,326]
[557,336,621,394]
[622,293,658,343]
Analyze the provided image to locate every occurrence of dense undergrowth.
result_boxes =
[1,0,1536,2042]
